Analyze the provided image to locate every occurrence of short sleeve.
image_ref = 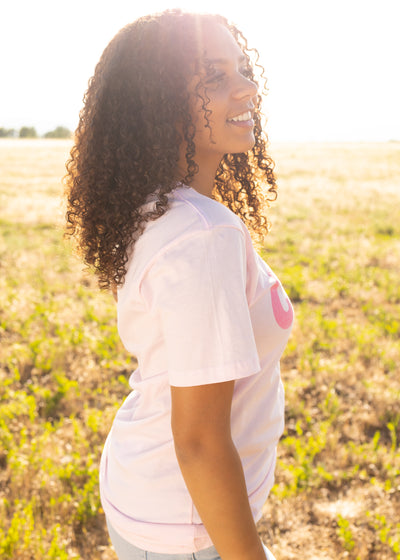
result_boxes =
[140,226,261,387]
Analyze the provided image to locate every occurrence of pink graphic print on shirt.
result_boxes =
[263,265,293,329]
[271,280,293,329]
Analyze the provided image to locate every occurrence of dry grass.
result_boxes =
[0,139,399,559]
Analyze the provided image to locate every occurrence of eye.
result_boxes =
[239,66,253,79]
[205,69,226,84]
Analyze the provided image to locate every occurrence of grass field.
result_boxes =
[0,139,399,559]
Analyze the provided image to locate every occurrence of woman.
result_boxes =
[65,9,293,560]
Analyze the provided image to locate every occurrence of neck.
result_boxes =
[187,164,219,198]
[177,151,222,199]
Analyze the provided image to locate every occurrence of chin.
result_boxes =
[229,138,256,154]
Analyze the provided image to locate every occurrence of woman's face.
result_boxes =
[189,23,258,164]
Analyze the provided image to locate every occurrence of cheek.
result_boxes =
[190,91,230,148]
[206,92,225,122]
[193,90,225,125]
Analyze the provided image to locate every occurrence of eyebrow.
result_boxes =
[203,54,247,65]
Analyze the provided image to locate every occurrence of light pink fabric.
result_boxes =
[99,184,293,553]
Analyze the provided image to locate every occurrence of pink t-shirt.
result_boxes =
[99,184,294,553]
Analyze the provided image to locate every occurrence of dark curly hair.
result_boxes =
[64,9,277,290]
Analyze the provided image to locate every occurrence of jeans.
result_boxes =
[106,519,277,560]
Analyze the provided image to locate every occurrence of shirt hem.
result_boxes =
[102,498,213,553]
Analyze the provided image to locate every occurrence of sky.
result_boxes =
[1,0,399,142]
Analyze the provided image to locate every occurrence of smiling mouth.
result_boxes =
[228,110,252,123]
[227,110,254,128]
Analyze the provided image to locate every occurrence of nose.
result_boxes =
[232,73,258,100]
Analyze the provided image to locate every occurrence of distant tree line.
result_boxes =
[43,126,71,138]
[0,127,16,137]
[0,126,72,139]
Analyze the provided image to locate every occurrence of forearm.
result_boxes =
[174,437,267,560]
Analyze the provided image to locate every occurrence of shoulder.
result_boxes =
[121,185,248,292]
[136,185,245,258]
[172,185,243,231]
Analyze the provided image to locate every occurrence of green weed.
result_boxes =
[336,514,356,552]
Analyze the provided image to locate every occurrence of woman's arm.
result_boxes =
[171,381,267,560]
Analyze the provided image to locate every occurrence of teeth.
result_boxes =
[229,111,252,122]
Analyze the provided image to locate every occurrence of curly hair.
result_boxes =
[64,9,277,290]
